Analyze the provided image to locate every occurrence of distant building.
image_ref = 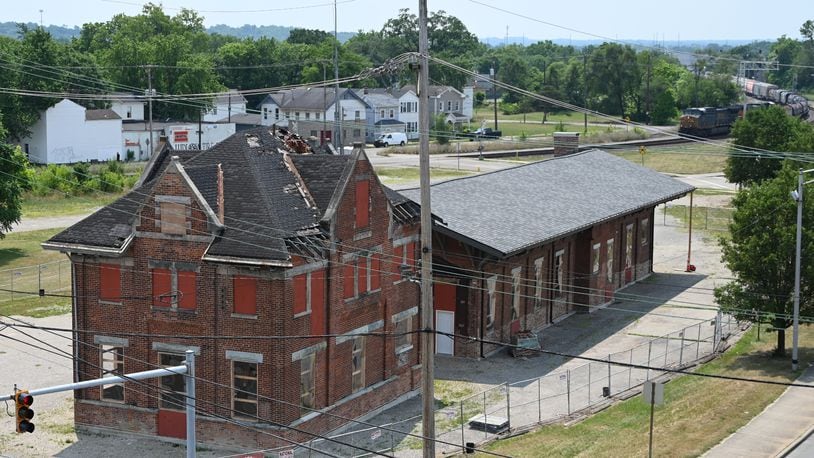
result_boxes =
[110,92,146,122]
[203,89,247,123]
[21,99,122,164]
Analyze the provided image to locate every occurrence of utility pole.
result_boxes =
[645,53,652,124]
[145,65,156,157]
[491,63,498,131]
[418,1,435,456]
[583,51,588,133]
[333,0,342,150]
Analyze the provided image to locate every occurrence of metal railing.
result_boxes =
[0,260,72,304]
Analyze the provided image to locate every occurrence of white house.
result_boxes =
[166,123,236,151]
[258,87,370,145]
[110,92,145,121]
[204,89,247,122]
[355,89,405,142]
[394,88,420,140]
[21,99,122,164]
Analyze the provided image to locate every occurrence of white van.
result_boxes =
[373,132,407,147]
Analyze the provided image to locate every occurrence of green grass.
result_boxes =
[22,192,123,218]
[375,167,473,186]
[613,145,729,174]
[0,228,72,318]
[484,325,814,457]
[664,205,733,235]
[473,106,608,124]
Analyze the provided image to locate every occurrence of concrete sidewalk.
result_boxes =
[704,366,814,457]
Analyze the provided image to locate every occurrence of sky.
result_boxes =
[5,0,810,42]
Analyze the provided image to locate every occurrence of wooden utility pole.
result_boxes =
[144,64,156,157]
[418,1,435,456]
[333,0,342,150]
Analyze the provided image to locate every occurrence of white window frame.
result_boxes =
[394,315,412,354]
[158,352,186,411]
[606,238,615,283]
[101,345,124,402]
[486,275,497,331]
[351,336,366,393]
[592,243,602,274]
[554,249,565,298]
[641,218,649,246]
[232,360,258,419]
[300,353,315,413]
[533,257,545,309]
[511,266,521,321]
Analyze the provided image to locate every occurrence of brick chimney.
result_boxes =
[217,163,224,223]
[553,132,580,156]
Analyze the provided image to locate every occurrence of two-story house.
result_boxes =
[110,92,146,122]
[43,126,422,451]
[399,84,474,130]
[259,88,370,147]
[355,89,405,143]
[203,89,248,123]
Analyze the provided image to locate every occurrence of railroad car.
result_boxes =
[679,106,742,137]
[738,77,809,119]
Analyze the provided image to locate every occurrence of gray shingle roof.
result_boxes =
[259,87,369,111]
[45,127,353,264]
[398,150,694,257]
[85,109,121,121]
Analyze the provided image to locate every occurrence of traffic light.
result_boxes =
[14,390,34,433]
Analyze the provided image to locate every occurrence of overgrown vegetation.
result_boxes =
[28,161,139,197]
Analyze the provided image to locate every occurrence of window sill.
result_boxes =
[395,344,413,355]
[294,310,312,319]
[99,300,123,306]
[353,229,372,241]
[231,313,258,320]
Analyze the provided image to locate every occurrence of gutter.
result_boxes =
[41,232,136,257]
[201,254,292,267]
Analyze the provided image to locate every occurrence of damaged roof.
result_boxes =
[398,149,694,257]
[43,127,358,264]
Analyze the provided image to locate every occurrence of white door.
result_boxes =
[436,311,454,355]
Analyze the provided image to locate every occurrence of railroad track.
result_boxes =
[459,135,699,159]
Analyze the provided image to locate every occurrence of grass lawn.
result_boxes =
[484,325,813,457]
[0,228,72,317]
[473,106,608,125]
[613,143,729,174]
[375,167,473,186]
[21,192,123,218]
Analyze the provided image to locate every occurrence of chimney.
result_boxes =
[217,163,225,223]
[553,132,580,156]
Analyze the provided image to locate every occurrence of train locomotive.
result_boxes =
[678,105,743,137]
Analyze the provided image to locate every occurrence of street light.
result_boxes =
[791,168,814,371]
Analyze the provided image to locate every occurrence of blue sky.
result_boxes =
[7,0,810,42]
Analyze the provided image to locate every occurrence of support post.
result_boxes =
[566,369,571,416]
[418,1,435,455]
[537,377,542,423]
[505,384,511,431]
[185,350,196,458]
[483,392,488,439]
[792,168,803,371]
[696,323,702,360]
[646,341,652,380]
[607,354,612,396]
[460,402,465,452]
[628,349,633,389]
[679,331,685,366]
[587,363,592,406]
[686,191,694,272]
[648,381,656,458]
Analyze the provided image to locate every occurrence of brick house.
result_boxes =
[398,150,694,358]
[42,127,422,451]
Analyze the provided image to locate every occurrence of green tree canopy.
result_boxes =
[716,164,814,355]
[0,116,32,238]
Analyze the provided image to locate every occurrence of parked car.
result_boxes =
[373,132,407,147]
[460,127,502,139]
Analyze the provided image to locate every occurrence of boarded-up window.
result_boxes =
[625,224,634,269]
[233,277,257,315]
[152,268,172,307]
[641,218,649,246]
[300,353,315,413]
[358,257,369,294]
[486,275,497,330]
[310,269,325,334]
[177,271,197,310]
[394,316,412,353]
[293,273,308,314]
[406,242,416,268]
[99,263,121,302]
[592,243,601,274]
[511,267,521,320]
[392,245,404,282]
[533,257,545,309]
[160,201,186,235]
[554,250,565,298]
[607,239,615,283]
[100,345,124,402]
[343,264,355,299]
[233,361,258,418]
[355,180,370,229]
[351,336,365,392]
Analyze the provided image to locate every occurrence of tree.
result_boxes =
[725,106,801,186]
[431,114,450,145]
[287,28,331,45]
[586,43,639,116]
[716,165,814,355]
[0,118,31,238]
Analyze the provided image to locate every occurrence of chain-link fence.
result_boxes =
[296,314,736,457]
[0,260,72,304]
[660,203,733,233]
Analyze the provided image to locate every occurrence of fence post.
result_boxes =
[505,384,511,431]
[10,271,13,302]
[483,392,488,439]
[696,323,702,360]
[663,204,667,226]
[567,369,571,416]
[607,354,612,396]
[587,363,592,406]
[705,207,709,230]
[646,341,652,380]
[460,401,465,452]
[664,337,669,367]
[537,377,542,423]
[679,331,685,366]
[38,264,42,296]
[628,349,633,389]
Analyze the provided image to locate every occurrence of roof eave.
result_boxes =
[202,254,292,267]
[41,232,136,257]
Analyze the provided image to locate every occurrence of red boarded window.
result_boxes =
[310,269,325,334]
[152,268,172,307]
[370,254,381,291]
[343,263,356,299]
[99,263,121,302]
[177,271,197,310]
[233,277,257,315]
[293,274,308,314]
[358,258,369,294]
[406,242,416,268]
[355,180,370,228]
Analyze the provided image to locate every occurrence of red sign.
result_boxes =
[174,130,189,143]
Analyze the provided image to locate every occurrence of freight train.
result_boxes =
[678,105,743,137]
[739,77,809,119]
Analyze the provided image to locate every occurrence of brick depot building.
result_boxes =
[43,127,421,450]
[399,149,694,358]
